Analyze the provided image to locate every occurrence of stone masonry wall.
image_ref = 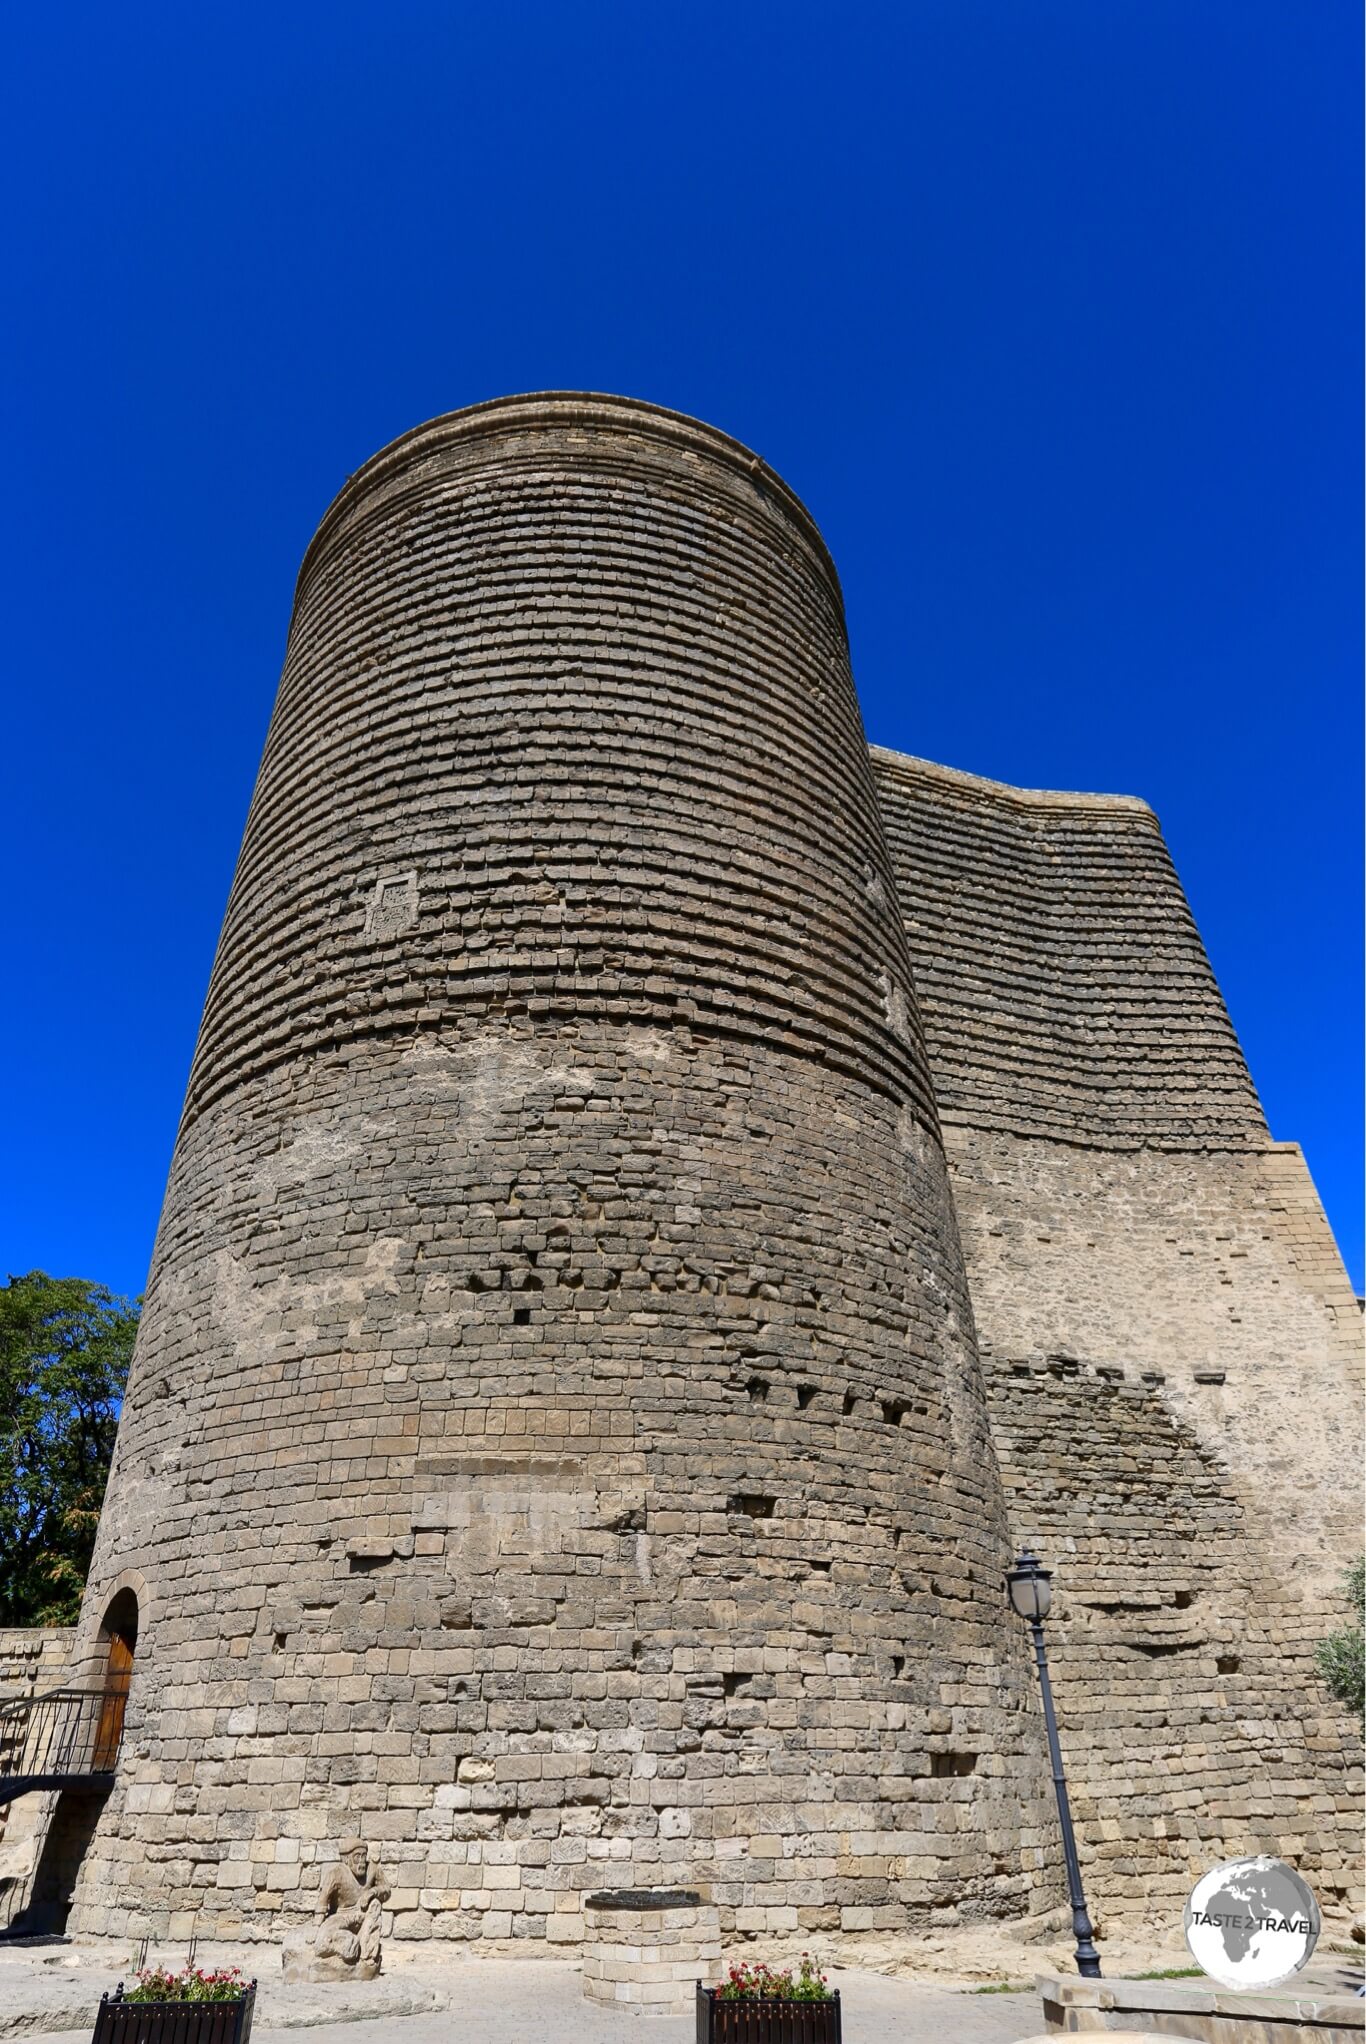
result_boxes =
[984,1348,1360,1926]
[40,405,1356,1949]
[0,1629,73,1916]
[0,1628,72,1697]
[870,748,1267,1150]
[66,398,1051,1946]
[873,750,1363,1924]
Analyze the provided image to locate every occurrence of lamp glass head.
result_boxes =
[1006,1552,1053,1621]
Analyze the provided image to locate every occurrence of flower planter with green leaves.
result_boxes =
[697,1958,841,2044]
[91,1968,255,2044]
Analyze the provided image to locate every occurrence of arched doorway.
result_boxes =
[92,1589,137,1772]
[6,1591,139,1935]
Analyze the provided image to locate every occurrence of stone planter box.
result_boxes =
[696,1985,843,2044]
[91,1986,256,2044]
[582,1888,722,2015]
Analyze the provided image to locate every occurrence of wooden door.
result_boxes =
[92,1631,133,1770]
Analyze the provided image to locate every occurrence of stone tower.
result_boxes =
[66,396,1047,1942]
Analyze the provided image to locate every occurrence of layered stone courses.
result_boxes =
[191,397,933,1129]
[581,1893,722,2012]
[51,394,1361,1949]
[986,1354,1359,1920]
[0,1630,72,1895]
[67,397,1048,1945]
[874,757,1362,1922]
[871,749,1267,1148]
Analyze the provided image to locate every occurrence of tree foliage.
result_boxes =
[1314,1555,1365,1727]
[0,1272,138,1626]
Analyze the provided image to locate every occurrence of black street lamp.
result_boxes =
[1006,1550,1102,1979]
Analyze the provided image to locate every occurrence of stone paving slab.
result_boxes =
[248,1965,1041,2044]
[0,1958,1041,2044]
[0,1943,444,2042]
[6,1949,1357,2044]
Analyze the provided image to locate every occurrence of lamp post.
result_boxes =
[1006,1550,1102,1979]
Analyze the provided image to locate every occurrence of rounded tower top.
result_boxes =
[297,391,842,611]
[186,391,929,1127]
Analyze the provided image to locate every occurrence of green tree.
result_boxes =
[0,1272,139,1626]
[1314,1555,1365,1727]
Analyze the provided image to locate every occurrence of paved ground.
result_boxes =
[4,1949,1360,2044]
[0,1957,1044,2044]
[254,1965,1046,2044]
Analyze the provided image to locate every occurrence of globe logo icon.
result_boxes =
[1184,1855,1321,1990]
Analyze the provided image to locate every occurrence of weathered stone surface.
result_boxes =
[581,1893,722,2013]
[872,751,1364,1924]
[20,396,1357,1949]
[870,748,1268,1152]
[59,396,1048,1946]
[1038,1970,1364,2040]
[0,1630,74,1913]
[0,1632,72,1696]
[282,1835,389,1980]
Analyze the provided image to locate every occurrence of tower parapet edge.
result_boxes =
[69,397,1047,1947]
[297,393,845,610]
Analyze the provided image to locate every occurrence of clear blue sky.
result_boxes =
[3,3,1361,1295]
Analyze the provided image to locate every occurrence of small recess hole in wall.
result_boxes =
[929,1751,977,1778]
[512,1307,531,1326]
[272,1631,288,1652]
[891,1655,905,1678]
[881,1398,909,1426]
[1216,1655,1240,1674]
[728,1493,776,1520]
[841,1391,856,1416]
[605,1505,646,1533]
[1173,1589,1194,1609]
[746,1377,770,1403]
[796,1385,818,1410]
[723,1671,755,1697]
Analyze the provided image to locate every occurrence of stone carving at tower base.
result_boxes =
[282,1838,389,1983]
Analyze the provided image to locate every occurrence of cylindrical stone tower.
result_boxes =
[68,395,1046,1944]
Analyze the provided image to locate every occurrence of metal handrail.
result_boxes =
[0,1682,129,1800]
[0,1682,122,1711]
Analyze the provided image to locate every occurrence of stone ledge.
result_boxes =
[1038,1971,1365,2040]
